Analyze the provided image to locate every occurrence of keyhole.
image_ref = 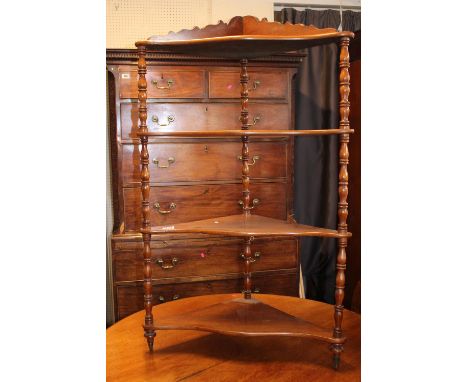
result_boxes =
[204,145,208,153]
[205,106,208,112]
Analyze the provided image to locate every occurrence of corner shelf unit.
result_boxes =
[135,16,354,370]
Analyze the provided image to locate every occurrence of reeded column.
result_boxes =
[331,37,351,370]
[138,45,155,351]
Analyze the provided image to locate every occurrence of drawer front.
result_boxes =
[123,182,287,231]
[119,70,205,99]
[113,237,297,281]
[116,272,298,320]
[209,70,288,99]
[120,103,290,139]
[122,141,287,184]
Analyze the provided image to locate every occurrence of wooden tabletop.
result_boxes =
[107,294,361,381]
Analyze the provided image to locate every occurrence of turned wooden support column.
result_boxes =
[138,45,155,352]
[240,58,251,214]
[241,237,254,299]
[331,37,351,370]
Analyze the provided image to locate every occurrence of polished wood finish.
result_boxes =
[146,213,351,238]
[209,70,288,99]
[107,48,301,324]
[331,37,352,369]
[117,272,298,321]
[120,69,205,99]
[115,272,298,320]
[123,183,287,231]
[136,128,354,137]
[137,46,155,351]
[155,295,345,343]
[113,237,297,282]
[133,16,354,370]
[120,103,290,139]
[121,141,288,184]
[107,294,361,381]
[136,16,354,58]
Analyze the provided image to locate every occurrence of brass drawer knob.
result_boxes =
[151,78,174,89]
[238,198,260,210]
[155,257,178,269]
[153,202,176,214]
[153,157,175,168]
[237,154,260,166]
[240,251,261,263]
[249,80,261,91]
[152,115,175,127]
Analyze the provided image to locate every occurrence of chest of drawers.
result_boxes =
[107,49,303,321]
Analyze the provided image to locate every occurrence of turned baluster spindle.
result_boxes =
[331,37,351,370]
[138,46,155,352]
[242,237,254,299]
[240,58,251,214]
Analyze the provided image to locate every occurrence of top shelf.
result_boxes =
[135,16,354,59]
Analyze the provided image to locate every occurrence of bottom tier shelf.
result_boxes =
[150,294,346,345]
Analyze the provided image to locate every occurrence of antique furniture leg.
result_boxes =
[331,36,351,370]
[138,45,156,351]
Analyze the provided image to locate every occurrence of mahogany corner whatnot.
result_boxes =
[135,16,354,370]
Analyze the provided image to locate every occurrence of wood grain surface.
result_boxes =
[107,294,360,381]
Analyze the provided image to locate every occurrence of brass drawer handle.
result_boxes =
[152,115,175,126]
[153,157,175,168]
[240,251,261,263]
[158,294,180,303]
[152,78,174,89]
[155,257,178,269]
[238,115,260,126]
[237,154,260,166]
[249,80,261,91]
[153,202,176,214]
[238,198,260,210]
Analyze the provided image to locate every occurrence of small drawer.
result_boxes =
[119,69,205,99]
[113,237,298,282]
[115,271,298,320]
[123,182,287,232]
[120,102,290,140]
[209,70,288,99]
[121,141,287,184]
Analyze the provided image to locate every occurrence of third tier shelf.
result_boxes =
[142,214,351,238]
[137,129,354,137]
[153,294,346,344]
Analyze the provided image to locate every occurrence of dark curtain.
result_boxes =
[274,9,360,303]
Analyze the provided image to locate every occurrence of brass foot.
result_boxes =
[332,353,341,370]
[146,335,154,352]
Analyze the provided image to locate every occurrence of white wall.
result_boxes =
[107,0,274,49]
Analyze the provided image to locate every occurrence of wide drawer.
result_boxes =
[113,237,297,282]
[119,69,205,99]
[209,70,288,99]
[120,102,290,140]
[121,141,288,184]
[115,271,298,320]
[123,182,287,232]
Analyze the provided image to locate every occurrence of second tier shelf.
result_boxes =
[137,128,354,137]
[143,213,351,238]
